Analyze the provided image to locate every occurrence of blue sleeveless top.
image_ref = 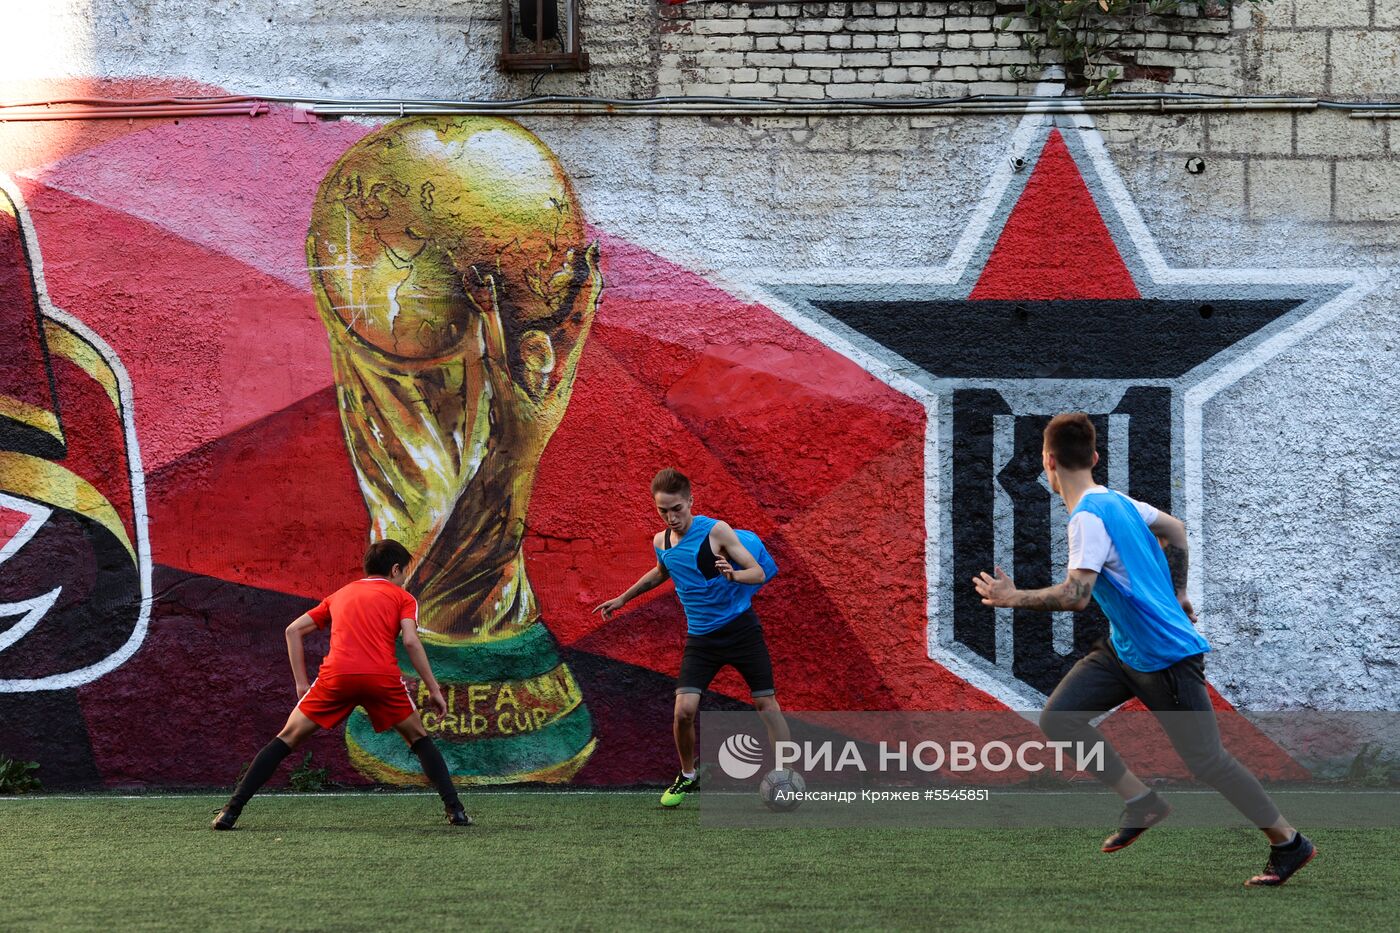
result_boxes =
[655,515,778,636]
[1072,490,1210,672]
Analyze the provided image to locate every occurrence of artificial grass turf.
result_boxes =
[0,793,1391,932]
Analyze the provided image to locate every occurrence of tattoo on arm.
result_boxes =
[1012,577,1093,612]
[1163,542,1189,594]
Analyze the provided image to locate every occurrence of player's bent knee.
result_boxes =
[278,710,320,748]
[394,715,428,744]
[277,727,307,749]
[1038,708,1086,743]
[673,698,699,726]
[1184,749,1236,784]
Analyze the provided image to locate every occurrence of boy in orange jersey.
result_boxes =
[212,540,470,829]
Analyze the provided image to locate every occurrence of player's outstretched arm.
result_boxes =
[400,620,448,716]
[710,522,766,585]
[972,567,1098,612]
[285,613,318,698]
[594,562,670,622]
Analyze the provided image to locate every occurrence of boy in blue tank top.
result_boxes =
[595,468,790,807]
[973,413,1314,888]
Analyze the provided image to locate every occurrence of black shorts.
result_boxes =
[676,610,776,698]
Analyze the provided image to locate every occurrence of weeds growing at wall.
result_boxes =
[1343,744,1400,788]
[287,752,331,792]
[0,757,42,794]
[1022,769,1074,790]
[998,1,1268,95]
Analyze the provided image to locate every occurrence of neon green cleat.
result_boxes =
[660,772,699,807]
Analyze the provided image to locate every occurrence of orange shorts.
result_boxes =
[297,672,417,732]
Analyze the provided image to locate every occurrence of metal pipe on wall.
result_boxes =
[7,93,1400,123]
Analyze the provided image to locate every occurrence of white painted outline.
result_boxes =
[0,588,63,653]
[672,107,1374,710]
[0,491,63,651]
[0,173,153,692]
[0,492,50,566]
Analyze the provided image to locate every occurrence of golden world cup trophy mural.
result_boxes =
[306,117,601,784]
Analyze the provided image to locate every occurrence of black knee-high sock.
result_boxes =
[411,737,462,809]
[227,738,293,810]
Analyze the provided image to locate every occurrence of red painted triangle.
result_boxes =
[0,503,33,551]
[147,386,369,599]
[1104,688,1310,780]
[970,129,1139,301]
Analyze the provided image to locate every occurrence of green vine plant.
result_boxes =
[1342,743,1400,788]
[287,751,332,792]
[998,1,1269,96]
[0,757,42,795]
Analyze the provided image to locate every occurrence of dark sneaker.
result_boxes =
[446,803,474,827]
[1101,791,1172,852]
[660,773,699,808]
[210,805,240,831]
[1245,834,1316,887]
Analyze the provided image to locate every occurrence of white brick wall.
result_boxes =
[654,0,1400,103]
[659,0,1237,99]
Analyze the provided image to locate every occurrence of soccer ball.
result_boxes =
[759,768,806,812]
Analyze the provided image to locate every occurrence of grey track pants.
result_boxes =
[1039,642,1282,828]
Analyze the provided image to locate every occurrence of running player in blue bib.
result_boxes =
[594,468,790,807]
[973,413,1314,887]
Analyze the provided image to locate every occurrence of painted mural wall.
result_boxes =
[1,79,1397,787]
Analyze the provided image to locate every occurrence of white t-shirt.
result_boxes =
[1067,488,1160,595]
